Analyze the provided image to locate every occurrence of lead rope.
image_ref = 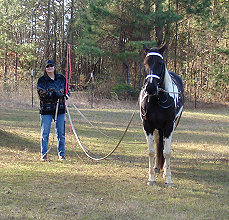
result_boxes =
[64,44,90,160]
[65,44,77,155]
[66,101,137,161]
[67,95,146,145]
[68,96,116,140]
[158,88,181,94]
[65,44,71,115]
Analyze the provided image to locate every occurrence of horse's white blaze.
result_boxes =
[146,73,160,84]
[150,77,153,83]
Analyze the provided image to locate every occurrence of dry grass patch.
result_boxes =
[0,107,228,219]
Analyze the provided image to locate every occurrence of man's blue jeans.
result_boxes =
[40,114,65,156]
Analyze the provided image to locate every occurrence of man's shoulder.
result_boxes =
[38,75,46,83]
[56,73,65,79]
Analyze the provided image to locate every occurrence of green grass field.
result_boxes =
[0,106,228,219]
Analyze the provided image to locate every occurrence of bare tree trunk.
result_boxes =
[174,0,178,73]
[139,62,143,88]
[133,61,137,89]
[144,0,151,41]
[45,0,51,59]
[31,0,41,77]
[4,49,8,90]
[52,0,57,63]
[67,0,76,84]
[155,0,164,46]
[61,0,66,74]
[125,61,130,86]
[15,53,18,91]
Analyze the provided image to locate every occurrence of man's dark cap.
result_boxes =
[45,60,55,67]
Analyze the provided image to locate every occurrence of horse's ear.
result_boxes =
[143,44,149,55]
[159,43,166,55]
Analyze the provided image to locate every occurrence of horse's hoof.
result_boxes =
[165,182,174,188]
[154,168,160,173]
[148,181,156,186]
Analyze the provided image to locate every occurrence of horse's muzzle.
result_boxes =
[146,84,159,96]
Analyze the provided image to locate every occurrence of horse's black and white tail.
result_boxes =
[154,130,164,170]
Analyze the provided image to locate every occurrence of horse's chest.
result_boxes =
[146,104,175,125]
[149,111,172,125]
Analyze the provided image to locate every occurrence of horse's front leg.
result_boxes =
[146,133,156,186]
[163,134,173,187]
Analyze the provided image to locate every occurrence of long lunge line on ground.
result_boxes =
[68,96,117,140]
[67,96,146,145]
[66,104,136,161]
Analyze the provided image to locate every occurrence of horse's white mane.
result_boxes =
[164,67,173,90]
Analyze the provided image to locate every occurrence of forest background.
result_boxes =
[0,0,228,104]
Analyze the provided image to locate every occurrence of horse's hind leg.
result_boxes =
[146,133,156,186]
[163,134,173,187]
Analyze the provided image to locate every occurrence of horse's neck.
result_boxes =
[163,68,173,91]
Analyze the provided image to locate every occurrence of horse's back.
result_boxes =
[168,71,184,93]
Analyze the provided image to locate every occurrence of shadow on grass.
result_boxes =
[74,142,229,189]
[0,168,156,220]
[174,165,229,187]
[1,157,228,219]
[0,128,39,153]
[67,146,229,191]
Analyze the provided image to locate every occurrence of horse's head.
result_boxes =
[143,44,166,96]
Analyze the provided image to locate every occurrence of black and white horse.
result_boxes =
[140,44,184,187]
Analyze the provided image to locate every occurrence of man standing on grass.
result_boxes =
[37,60,69,162]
